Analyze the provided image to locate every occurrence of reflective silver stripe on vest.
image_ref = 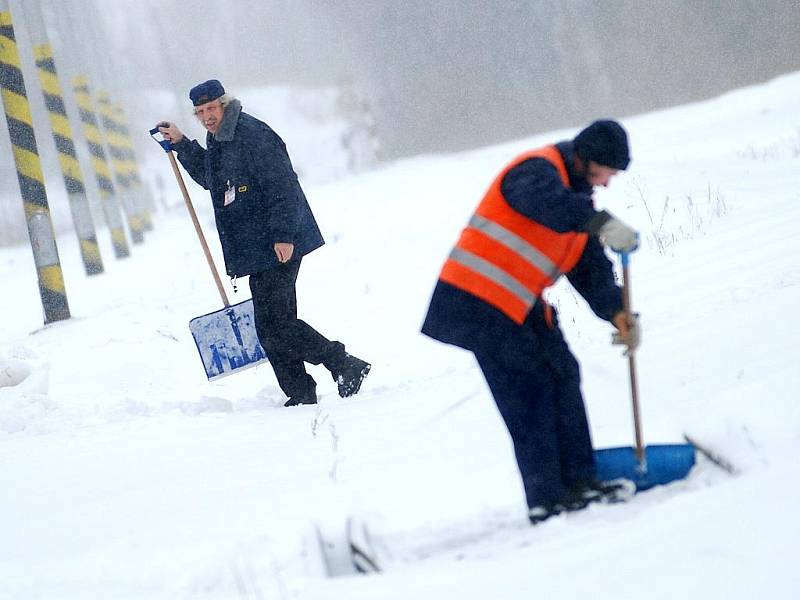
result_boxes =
[469,214,561,280]
[449,247,537,307]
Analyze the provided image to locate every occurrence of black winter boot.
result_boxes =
[284,394,317,407]
[529,478,635,525]
[563,478,636,510]
[528,503,565,525]
[284,383,318,407]
[331,353,371,398]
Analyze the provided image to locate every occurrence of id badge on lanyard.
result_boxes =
[224,180,236,206]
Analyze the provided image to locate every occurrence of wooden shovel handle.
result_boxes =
[167,152,230,307]
[621,255,645,465]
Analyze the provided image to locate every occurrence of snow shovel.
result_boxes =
[150,126,268,380]
[593,251,695,491]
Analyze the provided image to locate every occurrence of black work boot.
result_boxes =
[331,353,371,398]
[529,478,635,525]
[528,502,565,525]
[563,478,636,510]
[283,383,318,407]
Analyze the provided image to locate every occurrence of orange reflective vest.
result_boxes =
[439,145,588,325]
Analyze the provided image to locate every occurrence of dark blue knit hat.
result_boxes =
[573,119,631,170]
[189,79,225,106]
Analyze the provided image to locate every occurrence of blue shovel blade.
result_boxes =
[594,444,696,492]
[188,299,269,381]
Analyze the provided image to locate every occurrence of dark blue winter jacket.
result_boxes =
[173,100,324,277]
[421,141,623,355]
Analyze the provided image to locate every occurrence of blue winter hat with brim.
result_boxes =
[189,79,225,106]
[574,119,631,170]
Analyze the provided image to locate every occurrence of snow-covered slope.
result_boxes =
[1,72,799,599]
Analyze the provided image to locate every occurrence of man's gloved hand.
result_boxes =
[597,211,639,253]
[157,121,185,145]
[612,311,641,355]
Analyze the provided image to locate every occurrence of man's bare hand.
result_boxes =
[157,122,185,144]
[274,242,294,263]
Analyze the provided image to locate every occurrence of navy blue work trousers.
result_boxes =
[475,328,596,508]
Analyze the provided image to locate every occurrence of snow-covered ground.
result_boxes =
[1,72,799,599]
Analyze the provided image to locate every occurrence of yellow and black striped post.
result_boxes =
[72,75,133,254]
[0,2,70,323]
[96,90,147,242]
[112,101,155,231]
[25,2,103,275]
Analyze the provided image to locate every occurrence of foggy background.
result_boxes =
[2,0,800,246]
[101,0,800,156]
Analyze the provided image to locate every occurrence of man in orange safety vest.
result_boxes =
[422,120,641,524]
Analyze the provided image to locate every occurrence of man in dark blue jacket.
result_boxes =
[159,80,369,407]
[422,120,641,523]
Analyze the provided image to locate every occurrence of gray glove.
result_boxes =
[612,312,641,355]
[596,211,639,252]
